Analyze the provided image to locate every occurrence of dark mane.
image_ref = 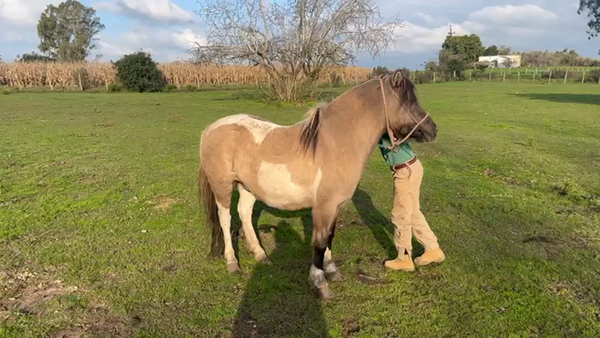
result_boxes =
[394,76,427,113]
[298,103,326,156]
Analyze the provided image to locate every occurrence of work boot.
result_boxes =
[414,248,446,266]
[384,254,415,272]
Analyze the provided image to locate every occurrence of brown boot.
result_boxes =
[384,254,415,272]
[414,248,446,266]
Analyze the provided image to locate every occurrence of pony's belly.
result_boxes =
[248,162,321,211]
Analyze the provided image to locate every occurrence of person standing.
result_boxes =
[377,135,446,271]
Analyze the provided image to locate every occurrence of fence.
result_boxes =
[409,67,600,85]
[0,62,372,90]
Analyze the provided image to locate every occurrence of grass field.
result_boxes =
[1,82,599,337]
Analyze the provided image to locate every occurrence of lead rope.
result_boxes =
[379,76,430,151]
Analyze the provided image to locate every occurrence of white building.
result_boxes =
[478,55,522,68]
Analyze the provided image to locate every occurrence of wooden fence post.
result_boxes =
[489,72,492,82]
[548,70,552,84]
[564,70,568,84]
[582,70,585,84]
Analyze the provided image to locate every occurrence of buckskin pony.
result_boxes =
[198,69,438,299]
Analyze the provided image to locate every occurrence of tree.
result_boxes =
[439,29,484,65]
[483,45,499,56]
[37,0,105,61]
[497,45,512,55]
[17,52,54,62]
[192,0,403,101]
[424,61,438,72]
[578,1,600,40]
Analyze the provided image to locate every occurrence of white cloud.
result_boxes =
[94,0,194,24]
[413,12,449,26]
[394,22,472,53]
[391,4,563,54]
[0,0,63,27]
[469,4,558,27]
[97,27,205,61]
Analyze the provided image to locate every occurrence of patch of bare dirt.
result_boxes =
[341,317,360,336]
[77,174,102,185]
[147,195,184,211]
[1,268,136,337]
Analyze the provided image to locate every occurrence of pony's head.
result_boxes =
[382,69,437,143]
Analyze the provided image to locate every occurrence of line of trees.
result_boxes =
[419,25,600,79]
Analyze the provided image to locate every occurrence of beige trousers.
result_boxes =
[391,158,439,257]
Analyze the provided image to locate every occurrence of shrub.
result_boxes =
[113,51,165,92]
[586,70,600,83]
[164,84,178,92]
[372,66,391,77]
[107,84,122,92]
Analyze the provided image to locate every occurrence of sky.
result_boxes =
[0,0,598,69]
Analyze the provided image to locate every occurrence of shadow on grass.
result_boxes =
[515,93,600,106]
[232,202,328,337]
[352,187,425,260]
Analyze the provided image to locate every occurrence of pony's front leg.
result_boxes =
[310,204,340,300]
[324,223,343,282]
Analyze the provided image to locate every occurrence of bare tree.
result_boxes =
[501,57,515,68]
[192,0,404,101]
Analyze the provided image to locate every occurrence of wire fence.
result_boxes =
[410,67,600,85]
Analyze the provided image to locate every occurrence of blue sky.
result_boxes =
[0,0,598,69]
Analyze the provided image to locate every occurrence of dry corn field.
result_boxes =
[0,62,372,90]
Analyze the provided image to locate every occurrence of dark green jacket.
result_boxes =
[377,135,415,167]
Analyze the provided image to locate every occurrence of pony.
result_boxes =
[198,69,438,299]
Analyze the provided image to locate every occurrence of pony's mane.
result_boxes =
[298,102,327,156]
[392,75,427,114]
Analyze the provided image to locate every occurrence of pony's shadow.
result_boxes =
[232,202,328,337]
[352,187,425,259]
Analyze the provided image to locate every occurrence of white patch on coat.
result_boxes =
[257,162,322,209]
[310,264,327,288]
[203,114,280,145]
[324,248,337,273]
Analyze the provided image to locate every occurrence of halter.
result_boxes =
[379,76,430,151]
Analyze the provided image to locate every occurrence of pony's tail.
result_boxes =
[198,164,224,258]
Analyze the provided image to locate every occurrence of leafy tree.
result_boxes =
[372,66,391,76]
[497,45,512,55]
[37,0,105,61]
[483,45,499,56]
[578,1,600,40]
[439,30,484,65]
[113,51,165,93]
[446,59,466,77]
[17,52,55,62]
[424,61,439,72]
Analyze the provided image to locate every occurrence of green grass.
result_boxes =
[1,83,599,337]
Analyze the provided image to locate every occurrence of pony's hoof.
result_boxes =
[326,271,344,282]
[227,262,241,274]
[256,254,272,265]
[316,285,336,300]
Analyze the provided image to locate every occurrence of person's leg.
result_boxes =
[409,160,446,266]
[385,166,416,271]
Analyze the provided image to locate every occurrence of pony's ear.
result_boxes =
[391,69,404,87]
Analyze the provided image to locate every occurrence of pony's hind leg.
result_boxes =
[212,181,240,273]
[237,184,270,264]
